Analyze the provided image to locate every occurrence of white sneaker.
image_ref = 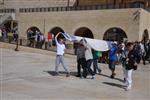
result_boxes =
[125,86,131,91]
[91,75,95,79]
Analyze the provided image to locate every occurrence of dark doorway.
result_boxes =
[74,27,94,54]
[103,27,127,42]
[142,29,149,42]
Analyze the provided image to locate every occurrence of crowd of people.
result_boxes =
[1,29,150,91]
[0,27,19,51]
[27,29,45,48]
[54,32,150,91]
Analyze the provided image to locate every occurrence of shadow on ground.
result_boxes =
[99,73,124,83]
[44,71,77,76]
[102,82,126,90]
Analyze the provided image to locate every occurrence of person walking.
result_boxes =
[13,29,19,51]
[81,39,95,79]
[55,32,70,77]
[92,49,102,74]
[120,44,128,83]
[76,44,86,78]
[108,42,118,78]
[124,42,139,91]
[48,32,54,47]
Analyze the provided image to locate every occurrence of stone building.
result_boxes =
[0,0,150,43]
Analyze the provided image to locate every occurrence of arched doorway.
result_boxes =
[74,27,94,38]
[103,27,127,42]
[49,27,65,38]
[27,26,40,37]
[49,27,65,46]
[26,26,41,47]
[130,1,145,8]
[74,27,94,54]
[142,29,149,42]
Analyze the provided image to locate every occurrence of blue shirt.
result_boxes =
[109,45,117,61]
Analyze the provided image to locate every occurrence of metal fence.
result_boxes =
[0,37,75,54]
[19,4,149,13]
[0,4,149,14]
[0,9,15,13]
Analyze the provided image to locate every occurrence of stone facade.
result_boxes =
[0,0,150,42]
[0,0,149,9]
[17,8,150,41]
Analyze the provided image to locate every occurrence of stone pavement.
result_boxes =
[0,48,150,100]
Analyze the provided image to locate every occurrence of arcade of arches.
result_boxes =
[26,26,129,43]
[26,26,142,47]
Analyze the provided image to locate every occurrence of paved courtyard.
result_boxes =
[0,48,150,100]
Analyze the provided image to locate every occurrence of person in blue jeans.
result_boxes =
[109,42,118,78]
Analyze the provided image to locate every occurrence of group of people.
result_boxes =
[27,30,45,48]
[0,27,9,41]
[0,27,19,51]
[54,32,150,91]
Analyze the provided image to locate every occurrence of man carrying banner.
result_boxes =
[109,42,118,78]
[81,39,95,79]
[55,32,70,77]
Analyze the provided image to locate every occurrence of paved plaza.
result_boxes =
[0,47,150,100]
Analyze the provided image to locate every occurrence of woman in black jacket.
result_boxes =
[125,42,139,91]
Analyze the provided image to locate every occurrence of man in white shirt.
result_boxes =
[55,32,70,77]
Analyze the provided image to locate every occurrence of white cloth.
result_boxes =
[62,33,110,51]
[55,39,66,56]
[82,39,93,60]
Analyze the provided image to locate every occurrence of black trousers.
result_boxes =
[85,59,95,77]
[77,58,86,77]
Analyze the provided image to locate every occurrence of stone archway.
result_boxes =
[74,27,94,38]
[26,26,41,47]
[142,29,149,42]
[50,27,64,35]
[27,26,41,38]
[103,27,127,42]
[74,27,94,54]
[49,27,65,46]
[130,1,145,8]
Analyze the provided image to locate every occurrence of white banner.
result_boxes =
[62,33,110,51]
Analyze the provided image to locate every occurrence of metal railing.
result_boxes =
[0,4,149,14]
[0,9,15,13]
[19,4,149,13]
[0,37,75,54]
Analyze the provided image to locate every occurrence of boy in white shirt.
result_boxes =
[55,32,70,77]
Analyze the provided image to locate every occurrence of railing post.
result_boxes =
[45,41,48,50]
[20,39,22,45]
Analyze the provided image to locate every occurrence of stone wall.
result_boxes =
[0,0,76,9]
[139,9,150,40]
[17,8,147,41]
